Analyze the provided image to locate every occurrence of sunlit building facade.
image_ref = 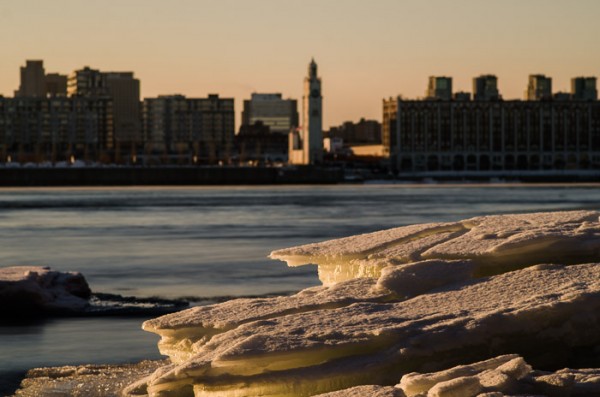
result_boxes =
[525,74,552,100]
[426,76,452,101]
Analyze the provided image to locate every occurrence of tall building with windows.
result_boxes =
[473,75,500,101]
[289,59,323,164]
[68,67,108,97]
[571,77,598,101]
[426,76,452,100]
[142,94,234,163]
[241,93,298,134]
[15,60,46,98]
[104,72,141,145]
[69,67,141,149]
[0,96,113,162]
[383,74,600,173]
[526,74,552,100]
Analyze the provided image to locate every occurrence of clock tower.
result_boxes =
[302,58,323,164]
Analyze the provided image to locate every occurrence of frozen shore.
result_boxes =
[13,210,600,396]
[0,266,188,321]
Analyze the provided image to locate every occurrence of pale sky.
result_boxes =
[1,0,599,129]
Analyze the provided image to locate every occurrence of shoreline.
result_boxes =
[0,166,344,187]
[0,166,598,187]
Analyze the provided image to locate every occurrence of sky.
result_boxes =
[1,0,599,129]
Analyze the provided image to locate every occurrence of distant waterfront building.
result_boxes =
[15,60,68,98]
[571,77,598,101]
[325,118,381,145]
[453,92,471,101]
[526,74,552,100]
[69,67,141,150]
[289,59,323,165]
[235,121,288,163]
[323,137,344,154]
[553,92,572,101]
[473,75,500,101]
[383,96,600,173]
[15,60,46,98]
[0,96,113,162]
[68,67,108,97]
[45,73,68,97]
[426,76,452,100]
[104,72,141,146]
[241,93,298,134]
[142,94,234,163]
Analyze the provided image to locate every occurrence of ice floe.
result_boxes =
[131,263,600,395]
[270,210,600,284]
[313,353,600,397]
[0,266,188,320]
[0,266,91,316]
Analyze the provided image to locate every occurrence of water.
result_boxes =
[1,184,599,393]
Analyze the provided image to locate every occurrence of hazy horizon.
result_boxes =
[1,0,599,128]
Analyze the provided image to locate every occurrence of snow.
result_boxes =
[270,210,600,284]
[0,266,91,315]
[142,277,391,364]
[14,360,165,397]
[314,385,405,397]
[130,261,600,396]
[312,354,600,397]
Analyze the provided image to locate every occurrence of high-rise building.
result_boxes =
[289,59,323,164]
[142,94,234,163]
[571,77,598,101]
[68,67,108,97]
[104,72,141,144]
[426,76,452,100]
[15,60,46,98]
[325,118,381,145]
[241,93,298,134]
[526,74,552,100]
[473,75,500,101]
[69,67,141,147]
[0,96,113,162]
[45,73,68,97]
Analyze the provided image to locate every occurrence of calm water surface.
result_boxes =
[1,184,599,391]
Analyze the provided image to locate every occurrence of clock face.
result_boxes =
[311,89,320,98]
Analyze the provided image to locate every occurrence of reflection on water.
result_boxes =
[0,184,599,393]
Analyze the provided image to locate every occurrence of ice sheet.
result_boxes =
[133,263,600,396]
[270,211,600,284]
[0,266,91,315]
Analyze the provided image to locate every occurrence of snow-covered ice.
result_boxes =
[270,210,600,284]
[14,360,165,397]
[312,354,600,397]
[0,266,91,315]
[142,277,391,364]
[137,263,600,396]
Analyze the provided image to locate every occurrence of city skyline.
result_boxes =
[1,0,599,128]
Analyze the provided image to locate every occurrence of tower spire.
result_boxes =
[309,58,317,79]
